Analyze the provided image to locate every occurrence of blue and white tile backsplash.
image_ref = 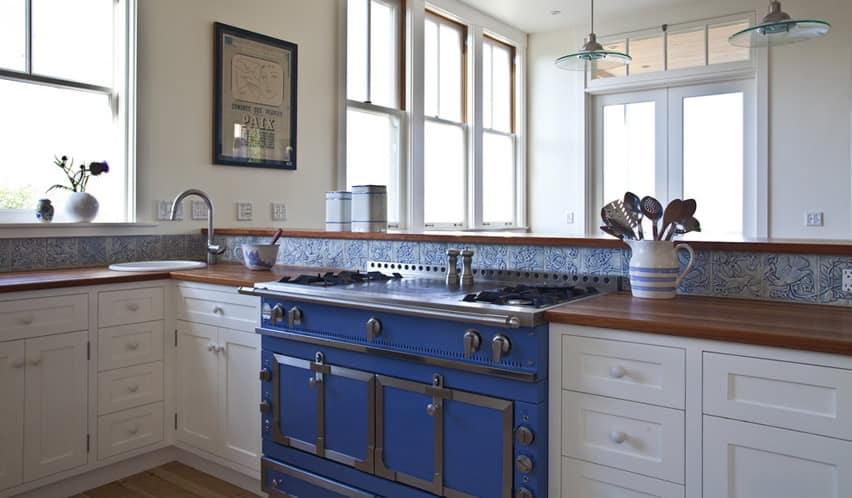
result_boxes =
[0,232,849,307]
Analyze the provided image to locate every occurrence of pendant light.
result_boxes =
[555,0,631,71]
[729,1,830,47]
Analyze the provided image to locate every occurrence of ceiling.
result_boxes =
[457,0,699,33]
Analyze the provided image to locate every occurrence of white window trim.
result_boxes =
[584,9,768,238]
[0,0,137,225]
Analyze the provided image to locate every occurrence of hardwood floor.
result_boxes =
[71,461,259,498]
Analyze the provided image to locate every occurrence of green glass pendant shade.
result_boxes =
[555,1,632,71]
[729,1,831,47]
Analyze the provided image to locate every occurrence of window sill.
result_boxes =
[0,222,157,229]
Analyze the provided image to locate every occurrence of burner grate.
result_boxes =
[281,270,403,287]
[462,284,598,308]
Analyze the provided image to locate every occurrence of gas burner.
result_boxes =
[280,270,403,287]
[462,284,597,308]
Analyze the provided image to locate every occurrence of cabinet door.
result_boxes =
[24,331,88,481]
[176,321,220,455]
[218,328,260,470]
[0,340,25,490]
[704,416,852,498]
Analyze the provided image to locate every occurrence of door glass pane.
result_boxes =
[668,28,706,70]
[347,0,368,101]
[593,40,627,79]
[424,120,465,225]
[709,21,750,65]
[490,43,512,133]
[602,101,656,204]
[438,23,463,122]
[628,35,664,75]
[369,0,398,108]
[682,92,743,236]
[483,132,514,224]
[346,107,400,225]
[32,0,114,86]
[424,18,438,117]
[0,0,26,71]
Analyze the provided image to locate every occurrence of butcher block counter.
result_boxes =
[545,292,852,356]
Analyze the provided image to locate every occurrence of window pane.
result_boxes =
[424,120,465,225]
[682,92,743,236]
[628,35,664,75]
[0,0,26,71]
[438,23,463,122]
[483,132,514,224]
[491,43,512,133]
[369,0,398,107]
[667,28,706,70]
[602,101,656,204]
[347,0,368,101]
[424,19,438,117]
[0,80,120,218]
[709,21,750,65]
[482,43,492,129]
[593,40,627,79]
[32,0,114,86]
[346,107,400,225]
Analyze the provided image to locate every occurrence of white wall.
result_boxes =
[136,0,339,233]
[528,0,852,239]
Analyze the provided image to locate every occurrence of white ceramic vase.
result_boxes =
[625,240,695,299]
[65,192,99,222]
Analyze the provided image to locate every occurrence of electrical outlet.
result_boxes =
[191,200,208,220]
[565,211,575,224]
[156,200,182,221]
[271,202,287,221]
[236,202,253,221]
[806,211,824,227]
[843,269,852,293]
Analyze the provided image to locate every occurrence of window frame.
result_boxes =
[0,0,137,224]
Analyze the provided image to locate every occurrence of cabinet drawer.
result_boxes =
[177,286,257,331]
[561,335,685,409]
[704,352,852,440]
[0,294,87,341]
[703,416,852,498]
[562,391,684,484]
[98,321,164,371]
[562,458,684,498]
[98,402,164,460]
[98,362,164,415]
[99,287,164,327]
[262,457,376,498]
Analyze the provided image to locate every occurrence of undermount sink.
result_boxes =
[108,260,208,272]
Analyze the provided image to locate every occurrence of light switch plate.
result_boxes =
[806,211,824,227]
[843,269,852,293]
[236,202,253,221]
[156,200,182,221]
[191,200,208,220]
[271,202,287,221]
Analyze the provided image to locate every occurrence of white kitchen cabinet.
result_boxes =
[704,416,852,498]
[0,340,26,491]
[562,458,684,498]
[176,320,220,455]
[218,328,261,470]
[23,331,89,482]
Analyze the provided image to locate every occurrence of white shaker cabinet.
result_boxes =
[0,340,26,490]
[176,320,221,456]
[218,328,261,470]
[23,331,89,482]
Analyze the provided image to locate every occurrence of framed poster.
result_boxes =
[214,22,298,170]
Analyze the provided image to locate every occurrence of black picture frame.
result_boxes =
[213,22,298,170]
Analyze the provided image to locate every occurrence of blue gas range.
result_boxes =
[240,262,618,498]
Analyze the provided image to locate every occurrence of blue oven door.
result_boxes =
[269,352,375,473]
[262,457,377,498]
[375,373,514,498]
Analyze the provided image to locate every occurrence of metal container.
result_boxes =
[325,191,351,232]
[351,185,387,232]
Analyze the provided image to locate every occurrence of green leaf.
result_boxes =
[46,184,72,193]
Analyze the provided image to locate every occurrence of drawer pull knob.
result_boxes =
[207,344,216,352]
[28,356,42,367]
[11,357,25,369]
[216,345,226,354]
[19,316,34,325]
[128,384,140,393]
[126,303,140,311]
[609,431,628,444]
[128,424,140,435]
[127,342,140,351]
[609,366,627,379]
[213,306,224,315]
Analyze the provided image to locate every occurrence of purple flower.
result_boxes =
[89,161,110,175]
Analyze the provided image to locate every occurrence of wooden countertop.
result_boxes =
[544,293,852,356]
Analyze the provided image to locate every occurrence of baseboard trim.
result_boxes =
[174,448,262,496]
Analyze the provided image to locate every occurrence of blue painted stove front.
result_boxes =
[258,297,548,498]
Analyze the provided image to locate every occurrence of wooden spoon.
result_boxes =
[660,199,683,241]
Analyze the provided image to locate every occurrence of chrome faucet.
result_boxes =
[170,189,226,265]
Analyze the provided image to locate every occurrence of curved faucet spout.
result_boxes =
[170,189,224,265]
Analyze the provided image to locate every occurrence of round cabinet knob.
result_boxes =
[516,488,534,498]
[126,342,140,351]
[207,344,216,352]
[126,302,140,311]
[609,365,627,379]
[515,426,535,446]
[515,455,534,474]
[609,430,628,444]
[28,356,42,367]
[11,357,25,369]
[19,316,34,325]
[127,384,140,393]
[127,424,140,435]
[259,400,271,413]
[259,368,271,381]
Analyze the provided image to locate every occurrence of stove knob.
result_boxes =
[463,330,482,358]
[270,304,285,326]
[515,455,534,474]
[516,426,535,446]
[259,368,271,381]
[366,317,382,342]
[259,400,271,413]
[516,488,534,498]
[492,334,511,362]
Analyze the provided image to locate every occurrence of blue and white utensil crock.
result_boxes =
[625,240,695,299]
[235,243,280,270]
[35,199,54,222]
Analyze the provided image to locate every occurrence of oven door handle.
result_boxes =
[240,287,522,329]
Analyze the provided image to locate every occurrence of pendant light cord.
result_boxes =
[590,0,595,33]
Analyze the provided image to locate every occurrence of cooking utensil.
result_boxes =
[665,199,697,240]
[660,199,684,242]
[601,201,638,240]
[270,228,284,245]
[599,225,624,239]
[640,196,664,240]
[623,192,644,240]
[671,216,702,238]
